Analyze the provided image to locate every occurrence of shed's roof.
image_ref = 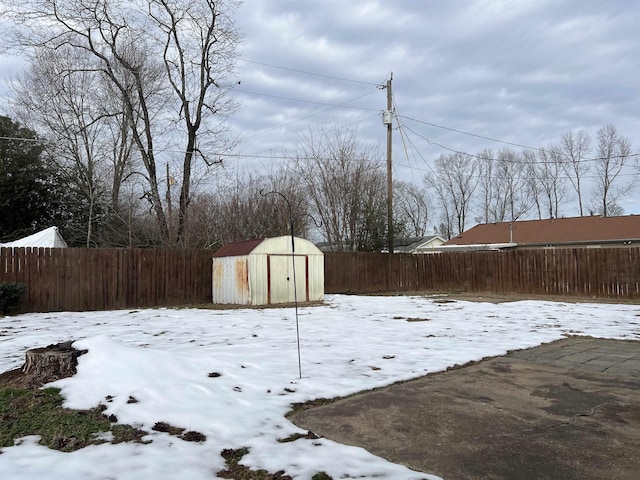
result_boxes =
[445,215,640,246]
[212,238,264,257]
[213,236,323,257]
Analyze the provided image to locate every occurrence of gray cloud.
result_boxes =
[0,0,638,214]
[230,0,639,198]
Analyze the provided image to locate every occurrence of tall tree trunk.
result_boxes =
[176,131,196,247]
[148,162,171,245]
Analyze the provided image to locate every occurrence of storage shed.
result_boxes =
[212,236,324,305]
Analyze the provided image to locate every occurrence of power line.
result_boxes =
[235,88,379,111]
[402,125,476,158]
[239,58,381,86]
[220,143,638,182]
[222,146,386,163]
[240,90,380,141]
[395,158,640,181]
[393,99,421,185]
[236,60,640,170]
[396,125,437,176]
[398,115,545,152]
[396,124,638,182]
[400,125,640,165]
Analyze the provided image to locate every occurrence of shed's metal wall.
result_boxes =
[249,253,324,305]
[308,253,324,301]
[248,253,268,305]
[212,256,250,304]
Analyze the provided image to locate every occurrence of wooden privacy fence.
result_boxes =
[2,247,640,313]
[324,248,640,299]
[0,248,214,312]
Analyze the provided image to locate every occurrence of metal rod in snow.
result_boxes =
[259,189,302,379]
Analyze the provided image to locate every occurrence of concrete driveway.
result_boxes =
[290,337,640,480]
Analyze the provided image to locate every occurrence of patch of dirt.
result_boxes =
[110,424,150,445]
[173,301,325,311]
[217,447,333,480]
[152,421,206,442]
[181,430,206,442]
[277,431,320,443]
[420,291,640,305]
[218,447,291,479]
[288,397,338,415]
[152,421,185,436]
[366,290,640,305]
[0,368,28,389]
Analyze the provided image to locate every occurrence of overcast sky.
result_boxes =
[1,0,639,216]
[231,0,640,213]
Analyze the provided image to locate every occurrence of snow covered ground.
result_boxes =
[1,294,639,479]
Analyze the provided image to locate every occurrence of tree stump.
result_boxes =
[22,341,87,385]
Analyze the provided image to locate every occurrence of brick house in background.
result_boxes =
[443,215,640,251]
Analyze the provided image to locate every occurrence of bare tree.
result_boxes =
[425,152,478,236]
[525,145,567,219]
[591,124,632,217]
[10,46,139,246]
[476,149,495,223]
[295,124,386,251]
[559,129,591,216]
[5,0,241,246]
[522,151,542,219]
[394,181,432,237]
[188,167,310,249]
[150,0,241,246]
[429,180,455,240]
[477,148,532,223]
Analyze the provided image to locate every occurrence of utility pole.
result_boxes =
[384,73,394,253]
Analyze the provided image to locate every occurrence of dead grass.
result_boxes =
[0,386,150,451]
[217,447,333,480]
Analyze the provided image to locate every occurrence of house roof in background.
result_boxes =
[445,216,640,246]
[212,238,265,257]
[395,235,445,252]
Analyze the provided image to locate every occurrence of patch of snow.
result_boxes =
[0,295,638,479]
